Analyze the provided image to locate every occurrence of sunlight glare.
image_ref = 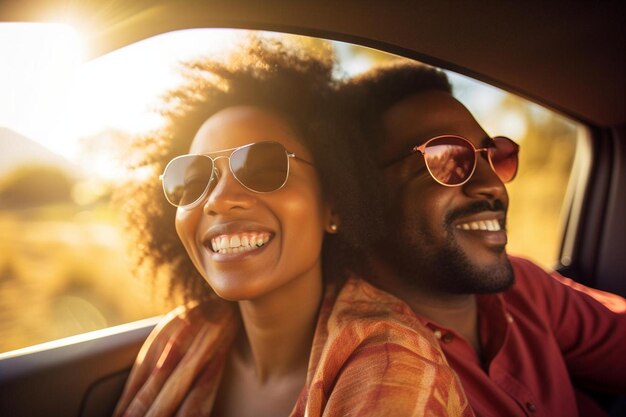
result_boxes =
[0,23,84,156]
[1,25,243,181]
[70,29,243,136]
[67,29,242,180]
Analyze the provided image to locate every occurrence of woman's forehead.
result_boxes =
[189,106,310,158]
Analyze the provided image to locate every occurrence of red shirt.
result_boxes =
[420,256,626,417]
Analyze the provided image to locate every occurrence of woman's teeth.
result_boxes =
[210,232,271,254]
[455,219,501,231]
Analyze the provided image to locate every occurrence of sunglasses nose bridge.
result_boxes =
[475,146,490,162]
[209,156,239,189]
[469,146,492,171]
[466,148,508,190]
[476,146,507,182]
[211,154,230,164]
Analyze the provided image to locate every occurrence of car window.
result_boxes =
[445,71,586,270]
[0,26,585,353]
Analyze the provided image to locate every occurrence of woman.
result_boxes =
[113,37,472,417]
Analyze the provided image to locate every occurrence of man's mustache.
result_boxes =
[445,199,507,225]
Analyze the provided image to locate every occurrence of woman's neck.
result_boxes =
[235,266,323,382]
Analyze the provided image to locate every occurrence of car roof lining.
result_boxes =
[2,0,624,128]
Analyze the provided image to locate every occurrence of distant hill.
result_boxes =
[0,127,80,177]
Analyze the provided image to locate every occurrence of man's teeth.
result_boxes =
[210,232,271,254]
[455,220,501,231]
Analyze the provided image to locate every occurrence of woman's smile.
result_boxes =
[209,231,272,254]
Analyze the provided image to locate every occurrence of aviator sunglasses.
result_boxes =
[161,141,313,208]
[385,135,520,186]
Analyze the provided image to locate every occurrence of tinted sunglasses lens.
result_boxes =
[424,136,475,185]
[490,137,519,182]
[162,155,214,207]
[230,142,289,192]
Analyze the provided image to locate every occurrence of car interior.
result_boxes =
[0,1,624,416]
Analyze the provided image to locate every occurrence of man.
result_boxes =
[344,61,626,417]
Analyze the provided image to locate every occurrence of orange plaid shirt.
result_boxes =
[114,277,473,417]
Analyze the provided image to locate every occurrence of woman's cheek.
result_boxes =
[283,189,327,257]
[175,207,204,270]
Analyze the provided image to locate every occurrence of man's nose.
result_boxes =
[463,153,508,201]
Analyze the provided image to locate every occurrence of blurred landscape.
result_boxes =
[0,128,171,352]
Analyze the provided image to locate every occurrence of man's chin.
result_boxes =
[433,245,514,294]
[468,258,515,294]
[383,228,514,295]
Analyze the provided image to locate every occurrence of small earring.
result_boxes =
[329,223,338,232]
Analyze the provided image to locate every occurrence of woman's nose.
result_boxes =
[203,159,255,215]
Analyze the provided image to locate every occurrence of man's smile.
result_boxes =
[452,213,507,247]
[455,219,501,231]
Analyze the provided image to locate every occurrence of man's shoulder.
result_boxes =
[506,255,605,293]
[508,255,550,276]
[506,255,554,291]
[497,255,561,310]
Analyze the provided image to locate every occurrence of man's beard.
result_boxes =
[387,200,515,295]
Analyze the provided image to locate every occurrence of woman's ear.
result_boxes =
[324,207,341,234]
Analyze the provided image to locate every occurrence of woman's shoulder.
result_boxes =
[311,276,450,369]
[325,276,442,352]
[113,300,238,416]
[304,277,473,417]
[153,300,229,332]
[138,300,237,367]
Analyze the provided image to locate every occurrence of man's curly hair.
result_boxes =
[116,37,385,303]
[339,59,452,150]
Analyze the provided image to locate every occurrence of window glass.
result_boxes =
[0,26,583,353]
[447,72,583,268]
